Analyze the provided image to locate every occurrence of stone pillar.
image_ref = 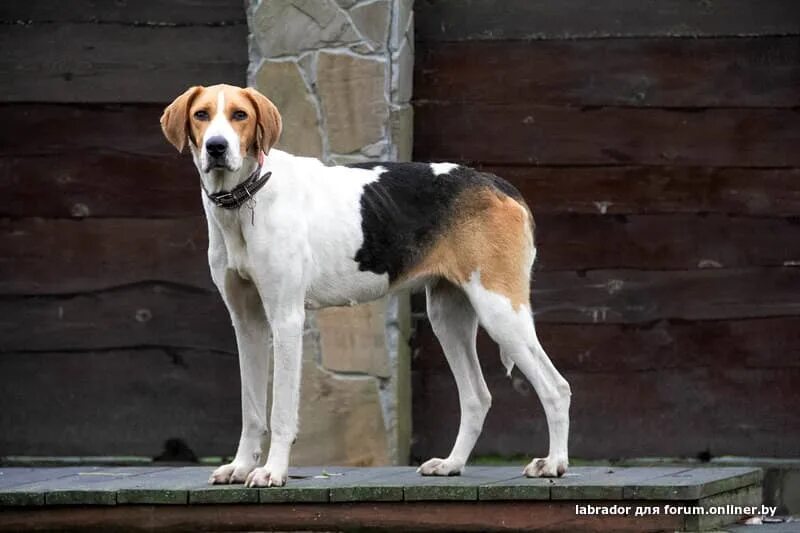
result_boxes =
[247,0,413,465]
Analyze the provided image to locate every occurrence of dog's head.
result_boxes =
[160,84,282,173]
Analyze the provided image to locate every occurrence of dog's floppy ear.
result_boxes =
[160,86,203,153]
[243,87,282,154]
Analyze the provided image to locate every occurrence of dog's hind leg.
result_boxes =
[418,280,491,476]
[462,270,571,478]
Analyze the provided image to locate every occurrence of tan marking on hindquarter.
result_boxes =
[401,188,535,309]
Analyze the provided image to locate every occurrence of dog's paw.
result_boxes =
[417,457,464,476]
[245,465,287,488]
[523,456,568,478]
[208,462,256,485]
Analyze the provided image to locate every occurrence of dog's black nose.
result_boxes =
[206,136,228,158]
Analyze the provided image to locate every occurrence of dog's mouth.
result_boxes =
[203,159,234,173]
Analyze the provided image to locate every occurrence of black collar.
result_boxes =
[202,165,272,210]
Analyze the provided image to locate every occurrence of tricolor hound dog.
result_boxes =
[161,84,571,488]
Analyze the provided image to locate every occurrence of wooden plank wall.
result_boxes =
[0,1,247,456]
[411,0,800,460]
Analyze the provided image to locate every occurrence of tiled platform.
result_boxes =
[0,466,763,531]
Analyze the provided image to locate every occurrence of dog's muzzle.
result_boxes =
[205,135,230,170]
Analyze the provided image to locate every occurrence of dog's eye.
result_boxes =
[232,110,248,121]
[193,110,209,121]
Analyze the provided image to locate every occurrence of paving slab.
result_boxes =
[478,469,552,501]
[0,467,102,506]
[189,466,360,504]
[624,467,763,500]
[552,466,692,500]
[0,467,94,490]
[116,467,214,504]
[48,468,175,506]
[0,467,165,506]
[404,466,522,501]
[260,466,357,503]
[479,466,587,501]
[327,467,410,502]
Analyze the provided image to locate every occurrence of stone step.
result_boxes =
[0,466,763,531]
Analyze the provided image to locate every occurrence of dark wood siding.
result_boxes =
[411,1,800,460]
[0,1,246,457]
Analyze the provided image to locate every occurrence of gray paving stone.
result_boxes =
[0,467,165,506]
[551,466,689,500]
[624,467,763,500]
[116,467,214,505]
[479,466,557,501]
[189,483,259,504]
[328,467,410,502]
[50,468,173,506]
[0,467,99,504]
[405,466,521,501]
[261,466,356,503]
[0,467,88,489]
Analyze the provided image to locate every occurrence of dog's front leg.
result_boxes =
[245,300,304,488]
[208,270,271,485]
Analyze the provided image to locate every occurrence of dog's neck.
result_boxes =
[193,151,265,195]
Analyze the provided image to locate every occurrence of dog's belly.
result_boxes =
[305,264,389,309]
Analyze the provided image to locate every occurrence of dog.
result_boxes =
[160,84,571,487]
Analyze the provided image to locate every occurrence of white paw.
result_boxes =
[523,456,568,478]
[245,465,287,488]
[208,462,256,485]
[417,457,464,476]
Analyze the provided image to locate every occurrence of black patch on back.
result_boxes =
[348,162,522,281]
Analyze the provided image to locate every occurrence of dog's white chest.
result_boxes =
[227,239,251,280]
[222,226,252,280]
[206,207,255,281]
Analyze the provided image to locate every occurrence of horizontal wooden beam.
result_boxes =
[0,349,239,456]
[530,267,800,324]
[0,500,685,532]
[0,284,233,352]
[489,166,800,217]
[0,105,181,156]
[534,213,800,270]
[415,37,800,107]
[0,154,200,218]
[415,0,800,41]
[0,218,213,295]
[414,103,800,167]
[0,24,246,103]
[0,0,246,24]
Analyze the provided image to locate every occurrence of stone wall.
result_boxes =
[246,0,413,465]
